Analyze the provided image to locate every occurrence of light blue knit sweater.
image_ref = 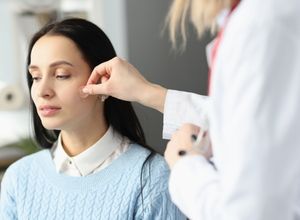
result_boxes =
[0,144,185,220]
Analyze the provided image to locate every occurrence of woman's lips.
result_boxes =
[39,106,61,117]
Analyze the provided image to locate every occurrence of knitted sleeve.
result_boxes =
[134,155,186,220]
[0,163,18,220]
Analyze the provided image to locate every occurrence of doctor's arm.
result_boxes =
[83,57,210,138]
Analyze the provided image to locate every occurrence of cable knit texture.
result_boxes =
[0,144,185,220]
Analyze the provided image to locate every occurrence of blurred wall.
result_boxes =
[89,0,128,59]
[0,1,31,146]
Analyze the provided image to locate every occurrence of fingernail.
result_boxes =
[101,95,108,102]
[191,134,198,142]
[178,150,186,156]
[82,87,89,93]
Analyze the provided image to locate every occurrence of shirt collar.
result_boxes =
[216,8,231,28]
[205,8,232,66]
[216,1,241,28]
[53,126,123,176]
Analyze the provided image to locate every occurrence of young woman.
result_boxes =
[0,18,185,220]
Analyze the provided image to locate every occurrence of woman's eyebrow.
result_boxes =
[28,61,74,70]
[49,61,74,68]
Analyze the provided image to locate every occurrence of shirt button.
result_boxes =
[69,160,72,165]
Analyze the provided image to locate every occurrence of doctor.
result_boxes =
[83,0,300,219]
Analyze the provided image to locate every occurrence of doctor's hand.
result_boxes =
[164,123,212,169]
[82,57,167,113]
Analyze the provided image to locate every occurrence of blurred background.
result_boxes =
[0,0,211,180]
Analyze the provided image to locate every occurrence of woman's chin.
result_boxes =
[41,121,62,130]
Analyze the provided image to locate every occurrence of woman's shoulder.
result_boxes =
[128,143,170,179]
[131,145,182,218]
[129,143,167,163]
[4,150,50,176]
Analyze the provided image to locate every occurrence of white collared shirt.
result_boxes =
[52,126,129,176]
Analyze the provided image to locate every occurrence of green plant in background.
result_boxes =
[16,138,40,154]
[4,138,40,155]
[0,138,40,177]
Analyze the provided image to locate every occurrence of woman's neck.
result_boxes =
[60,116,108,157]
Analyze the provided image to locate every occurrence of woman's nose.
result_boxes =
[37,79,55,99]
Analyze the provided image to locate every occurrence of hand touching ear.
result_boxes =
[83,57,167,113]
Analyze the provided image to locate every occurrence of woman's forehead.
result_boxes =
[30,35,84,66]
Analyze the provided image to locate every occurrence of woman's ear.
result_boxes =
[99,95,108,102]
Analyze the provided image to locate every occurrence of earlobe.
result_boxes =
[99,95,108,102]
[79,86,89,98]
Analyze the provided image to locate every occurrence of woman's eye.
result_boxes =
[32,76,41,82]
[56,75,70,79]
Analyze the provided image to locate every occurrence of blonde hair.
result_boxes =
[167,0,233,49]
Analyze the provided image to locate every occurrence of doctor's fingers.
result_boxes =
[87,61,110,85]
[82,82,109,96]
[172,124,201,140]
[84,57,126,95]
[87,56,133,84]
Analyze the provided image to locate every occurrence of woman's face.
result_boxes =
[29,35,104,131]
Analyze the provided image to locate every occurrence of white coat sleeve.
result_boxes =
[163,91,220,219]
[169,155,220,219]
[163,90,210,139]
